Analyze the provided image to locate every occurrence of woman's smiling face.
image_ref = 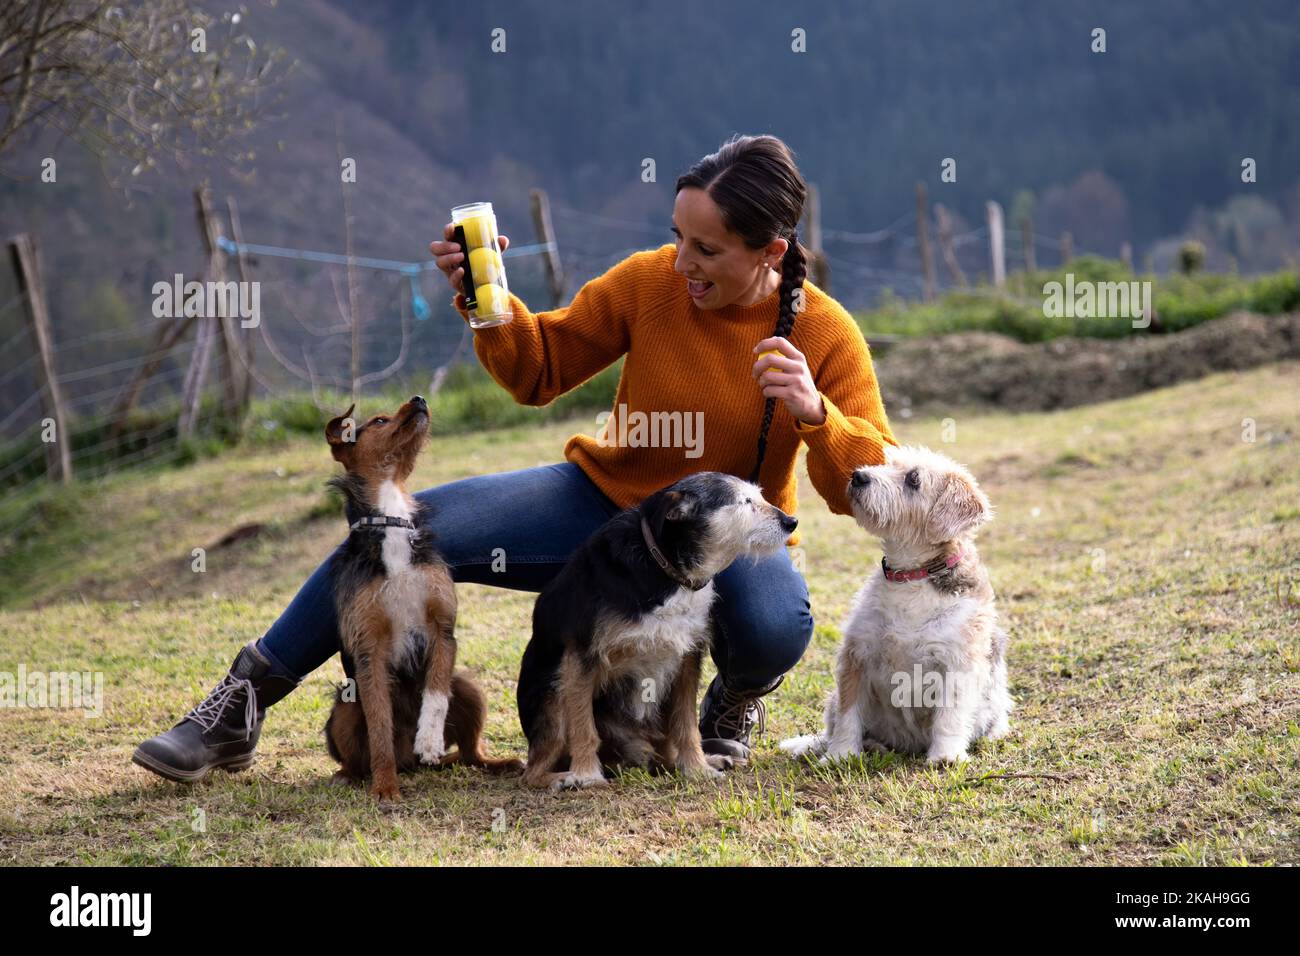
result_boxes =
[671,187,785,310]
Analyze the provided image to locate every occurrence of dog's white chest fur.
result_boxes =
[858,576,981,669]
[371,479,450,763]
[595,583,716,721]
[374,480,425,667]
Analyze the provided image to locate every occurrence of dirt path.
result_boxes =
[873,311,1300,415]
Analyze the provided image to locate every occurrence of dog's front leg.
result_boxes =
[414,603,456,765]
[354,646,401,804]
[553,651,606,790]
[821,648,866,763]
[667,650,726,780]
[926,667,976,765]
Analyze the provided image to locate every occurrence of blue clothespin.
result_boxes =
[403,267,430,321]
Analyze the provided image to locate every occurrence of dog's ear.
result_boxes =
[325,403,357,460]
[926,471,992,542]
[664,490,698,522]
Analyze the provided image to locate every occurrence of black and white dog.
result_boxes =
[517,472,797,790]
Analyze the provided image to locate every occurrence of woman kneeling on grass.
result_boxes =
[133,133,899,781]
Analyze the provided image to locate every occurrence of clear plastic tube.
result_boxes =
[451,201,512,328]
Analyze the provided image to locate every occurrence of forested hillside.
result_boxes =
[2,0,1298,413]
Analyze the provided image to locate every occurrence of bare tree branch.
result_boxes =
[0,0,291,179]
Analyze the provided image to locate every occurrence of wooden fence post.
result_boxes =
[805,183,829,292]
[194,186,241,419]
[226,195,256,413]
[108,310,200,439]
[985,201,1006,289]
[934,203,967,288]
[8,234,71,483]
[178,309,216,439]
[1060,231,1074,265]
[915,182,936,301]
[530,188,566,308]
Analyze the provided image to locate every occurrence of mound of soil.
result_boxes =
[873,311,1300,413]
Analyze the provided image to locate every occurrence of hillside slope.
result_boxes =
[3,0,1299,397]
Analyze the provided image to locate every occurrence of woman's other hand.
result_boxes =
[751,335,826,425]
[430,225,510,295]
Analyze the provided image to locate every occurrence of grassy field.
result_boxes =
[0,363,1296,866]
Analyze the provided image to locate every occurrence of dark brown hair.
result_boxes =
[675,134,808,486]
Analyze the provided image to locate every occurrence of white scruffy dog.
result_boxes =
[781,445,1011,765]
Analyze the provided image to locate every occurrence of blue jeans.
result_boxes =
[256,462,814,695]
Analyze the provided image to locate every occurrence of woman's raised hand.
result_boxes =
[430,225,510,295]
[752,335,827,426]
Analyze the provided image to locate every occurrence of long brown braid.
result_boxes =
[674,134,809,488]
[751,232,808,484]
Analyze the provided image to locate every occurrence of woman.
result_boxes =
[132,134,898,781]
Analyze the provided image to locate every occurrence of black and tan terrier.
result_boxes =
[322,395,520,804]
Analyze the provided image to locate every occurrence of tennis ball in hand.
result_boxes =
[468,246,505,284]
[459,214,495,250]
[757,349,781,361]
[474,283,511,315]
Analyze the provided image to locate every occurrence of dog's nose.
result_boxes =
[851,470,871,487]
[410,395,426,408]
[779,512,798,533]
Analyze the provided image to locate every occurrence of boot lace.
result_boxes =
[715,687,765,739]
[184,674,256,740]
[712,675,785,740]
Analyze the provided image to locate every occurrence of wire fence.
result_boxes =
[0,190,1090,547]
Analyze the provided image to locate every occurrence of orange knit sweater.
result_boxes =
[452,243,898,547]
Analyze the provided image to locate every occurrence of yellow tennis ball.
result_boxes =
[459,214,495,250]
[474,282,510,315]
[757,349,781,361]
[468,246,504,284]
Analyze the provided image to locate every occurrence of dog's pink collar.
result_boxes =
[882,549,963,583]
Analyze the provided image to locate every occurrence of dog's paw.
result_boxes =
[413,723,447,765]
[414,691,450,764]
[926,742,970,765]
[818,741,862,765]
[779,734,822,758]
[680,762,726,783]
[704,753,740,772]
[370,780,402,806]
[550,770,607,791]
[986,716,1012,740]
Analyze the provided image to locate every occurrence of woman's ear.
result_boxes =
[765,235,789,268]
[925,471,992,542]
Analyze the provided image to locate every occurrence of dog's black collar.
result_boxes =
[639,515,707,591]
[349,515,416,532]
